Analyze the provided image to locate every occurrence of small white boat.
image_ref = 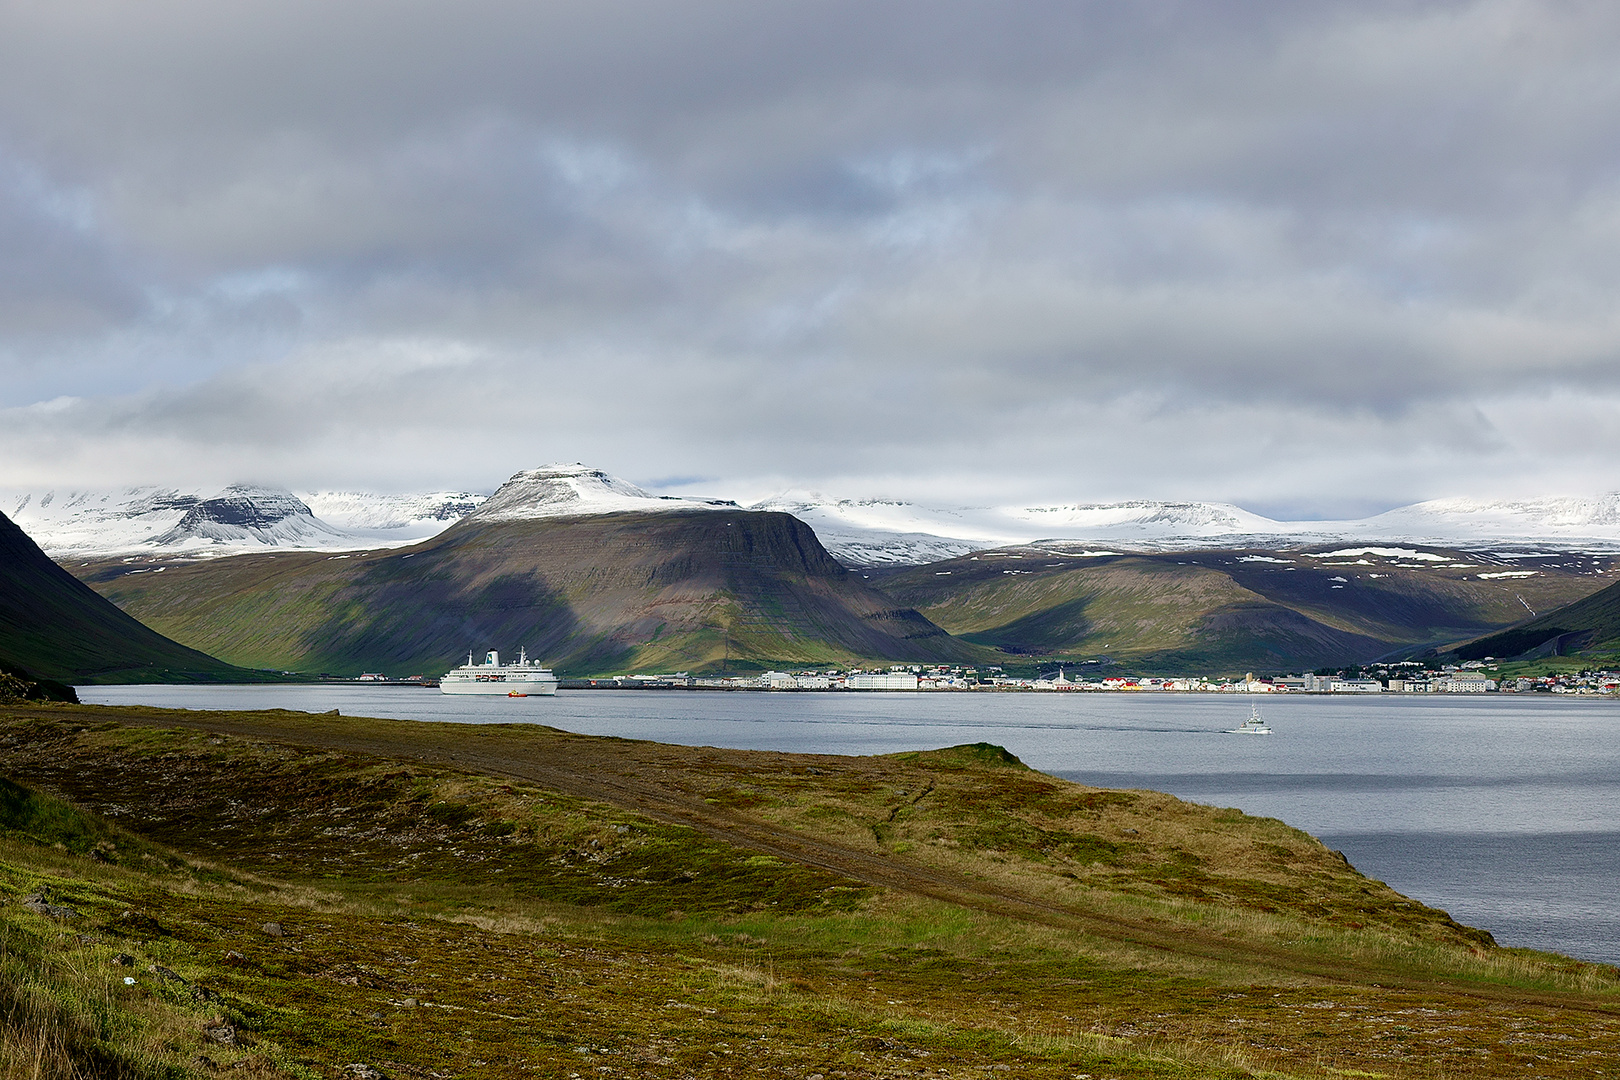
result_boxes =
[439,648,558,696]
[1225,698,1273,735]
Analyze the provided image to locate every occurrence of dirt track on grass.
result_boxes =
[19,702,1603,1016]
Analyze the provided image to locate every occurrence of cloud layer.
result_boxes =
[3,1,1619,513]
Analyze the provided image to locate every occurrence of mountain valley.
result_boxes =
[869,545,1618,671]
[16,465,1620,677]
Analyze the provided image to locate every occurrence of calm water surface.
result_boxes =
[78,685,1620,964]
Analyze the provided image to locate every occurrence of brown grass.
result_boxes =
[3,702,1619,1078]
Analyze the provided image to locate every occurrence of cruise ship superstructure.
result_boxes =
[439,649,559,696]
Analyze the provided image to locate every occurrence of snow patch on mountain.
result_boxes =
[302,490,486,539]
[467,464,738,522]
[5,483,480,558]
[147,486,350,549]
[802,528,983,567]
[750,494,1011,565]
[755,493,1339,564]
[1002,500,1281,535]
[1351,494,1620,541]
[15,466,1620,566]
[7,487,199,557]
[1309,547,1451,562]
[763,491,1620,565]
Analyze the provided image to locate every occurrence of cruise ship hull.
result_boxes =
[439,649,559,696]
[440,674,558,696]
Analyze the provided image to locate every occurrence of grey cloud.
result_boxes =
[0,151,143,336]
[3,1,1620,512]
[3,333,1617,517]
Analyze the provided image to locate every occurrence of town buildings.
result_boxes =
[565,663,1619,694]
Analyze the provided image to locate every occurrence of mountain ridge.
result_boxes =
[19,465,1620,567]
[767,491,1620,565]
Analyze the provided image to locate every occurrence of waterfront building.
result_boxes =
[846,672,920,691]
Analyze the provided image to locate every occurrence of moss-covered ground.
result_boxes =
[3,703,1619,1079]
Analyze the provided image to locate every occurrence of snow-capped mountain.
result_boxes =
[14,464,1620,566]
[755,494,1340,565]
[5,484,484,558]
[466,464,738,523]
[1347,495,1620,544]
[3,466,738,558]
[147,486,351,548]
[759,491,1620,564]
[299,490,486,537]
[751,496,1009,565]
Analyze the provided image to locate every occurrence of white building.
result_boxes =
[846,672,920,691]
[1036,668,1077,690]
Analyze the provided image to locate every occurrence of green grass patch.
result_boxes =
[5,703,1620,1079]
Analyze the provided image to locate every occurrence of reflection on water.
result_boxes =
[77,685,1620,963]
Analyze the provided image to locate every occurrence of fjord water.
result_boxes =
[79,686,1620,964]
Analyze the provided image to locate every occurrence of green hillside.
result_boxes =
[76,510,976,676]
[871,546,1612,672]
[1456,574,1620,660]
[6,702,1618,1078]
[0,510,246,683]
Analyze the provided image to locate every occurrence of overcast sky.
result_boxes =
[3,1,1620,517]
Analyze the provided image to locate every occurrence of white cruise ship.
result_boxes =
[439,649,559,696]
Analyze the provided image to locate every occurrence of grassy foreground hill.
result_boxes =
[75,510,975,676]
[870,546,1614,671]
[2,701,1617,1078]
[0,510,246,684]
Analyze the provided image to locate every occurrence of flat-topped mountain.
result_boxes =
[77,507,973,676]
[147,485,349,547]
[27,463,1620,675]
[466,463,737,522]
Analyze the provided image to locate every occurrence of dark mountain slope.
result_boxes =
[77,510,976,675]
[0,511,244,682]
[1455,575,1620,660]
